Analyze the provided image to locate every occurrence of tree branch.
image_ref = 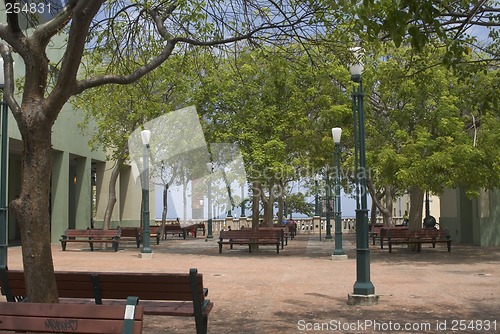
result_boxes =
[0,44,21,118]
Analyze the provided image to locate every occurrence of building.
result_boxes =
[440,188,500,246]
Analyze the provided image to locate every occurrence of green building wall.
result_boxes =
[440,188,500,246]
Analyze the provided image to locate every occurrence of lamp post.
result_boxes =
[332,128,346,258]
[240,184,245,218]
[314,175,321,216]
[206,162,214,239]
[140,129,152,255]
[325,170,332,239]
[0,59,8,269]
[348,48,377,304]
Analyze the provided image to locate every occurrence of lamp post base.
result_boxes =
[347,293,379,306]
[139,252,154,259]
[331,254,348,261]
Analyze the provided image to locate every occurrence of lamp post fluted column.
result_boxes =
[140,130,152,255]
[0,59,9,269]
[332,128,346,259]
[206,163,214,239]
[348,48,377,305]
[325,170,332,239]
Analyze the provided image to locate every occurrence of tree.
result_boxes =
[356,0,499,61]
[0,0,332,303]
[363,43,500,229]
[193,46,351,228]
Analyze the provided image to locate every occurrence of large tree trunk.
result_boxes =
[367,179,393,226]
[409,187,425,231]
[251,181,260,230]
[161,183,168,238]
[266,181,275,227]
[10,123,58,303]
[277,179,284,226]
[102,159,123,230]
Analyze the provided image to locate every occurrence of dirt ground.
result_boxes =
[5,232,500,333]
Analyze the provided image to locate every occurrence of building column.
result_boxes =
[51,151,69,242]
[74,157,91,229]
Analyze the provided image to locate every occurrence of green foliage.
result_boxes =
[365,43,500,196]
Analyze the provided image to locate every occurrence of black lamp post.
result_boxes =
[332,128,346,257]
[206,162,214,239]
[348,48,377,304]
[0,59,8,269]
[140,129,152,255]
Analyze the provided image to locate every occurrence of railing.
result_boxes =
[154,216,405,235]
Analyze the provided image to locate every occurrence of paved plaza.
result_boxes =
[5,232,500,333]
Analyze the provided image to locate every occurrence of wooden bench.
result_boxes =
[60,229,120,252]
[380,226,408,249]
[117,227,141,248]
[258,227,287,249]
[135,226,162,245]
[387,228,452,253]
[368,223,384,245]
[164,224,187,239]
[0,268,212,334]
[0,297,144,333]
[274,223,296,239]
[185,223,206,237]
[413,228,452,252]
[218,229,281,254]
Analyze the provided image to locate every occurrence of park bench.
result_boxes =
[117,227,141,248]
[0,268,212,334]
[60,228,120,252]
[164,224,187,239]
[258,227,288,248]
[275,222,296,239]
[380,226,408,249]
[387,228,452,253]
[412,228,452,252]
[185,223,206,237]
[0,296,143,333]
[368,223,384,245]
[135,226,162,246]
[218,229,281,254]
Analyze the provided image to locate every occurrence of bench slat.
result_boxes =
[0,302,143,333]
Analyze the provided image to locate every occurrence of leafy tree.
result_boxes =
[363,43,500,228]
[193,46,351,228]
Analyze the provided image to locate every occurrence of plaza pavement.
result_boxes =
[5,231,500,333]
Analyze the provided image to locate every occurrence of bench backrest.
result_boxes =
[117,227,138,238]
[0,299,143,333]
[369,224,384,233]
[381,227,409,238]
[414,228,450,239]
[1,270,96,301]
[94,270,206,303]
[135,226,163,234]
[258,227,286,237]
[164,225,184,231]
[64,229,120,239]
[386,228,411,239]
[220,230,279,240]
[1,269,206,305]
